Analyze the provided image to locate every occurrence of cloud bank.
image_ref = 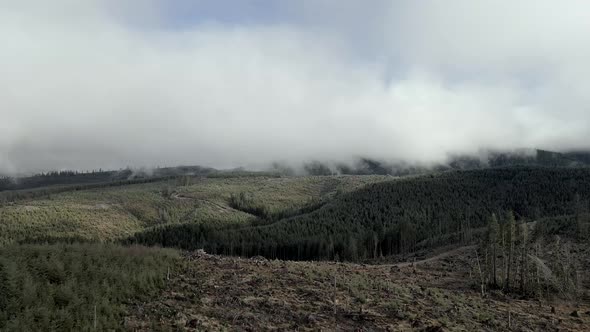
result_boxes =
[1,0,590,174]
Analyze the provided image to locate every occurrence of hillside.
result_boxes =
[3,148,590,194]
[125,244,590,331]
[302,149,590,176]
[1,168,590,330]
[130,167,590,261]
[0,175,389,245]
[0,166,215,193]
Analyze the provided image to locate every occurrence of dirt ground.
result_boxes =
[126,246,590,331]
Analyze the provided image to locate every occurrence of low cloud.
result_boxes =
[1,1,590,174]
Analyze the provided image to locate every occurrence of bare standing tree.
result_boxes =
[488,214,500,287]
[519,219,529,294]
[506,211,516,290]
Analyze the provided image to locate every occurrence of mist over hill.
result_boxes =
[3,148,590,193]
[290,149,590,176]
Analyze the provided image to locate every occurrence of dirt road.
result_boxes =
[391,245,477,268]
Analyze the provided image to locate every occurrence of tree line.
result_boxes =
[0,176,181,204]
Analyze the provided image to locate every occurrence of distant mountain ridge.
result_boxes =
[301,149,590,176]
[3,149,590,192]
[451,149,590,169]
[0,166,215,192]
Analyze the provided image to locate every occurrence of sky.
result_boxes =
[1,0,590,174]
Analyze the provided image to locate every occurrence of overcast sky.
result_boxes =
[1,0,589,174]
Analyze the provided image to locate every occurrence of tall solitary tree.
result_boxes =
[488,214,500,287]
[506,211,516,289]
[506,211,516,290]
[519,219,529,294]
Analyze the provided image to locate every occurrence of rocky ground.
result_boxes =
[126,247,590,331]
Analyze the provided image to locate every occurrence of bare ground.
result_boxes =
[125,246,590,331]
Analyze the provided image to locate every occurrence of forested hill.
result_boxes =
[3,149,589,191]
[130,167,590,261]
[0,166,214,192]
[302,149,590,176]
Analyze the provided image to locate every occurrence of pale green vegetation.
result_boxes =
[179,175,390,211]
[0,175,390,245]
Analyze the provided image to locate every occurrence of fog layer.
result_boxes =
[1,1,589,174]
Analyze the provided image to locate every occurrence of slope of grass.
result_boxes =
[179,175,388,210]
[0,243,179,331]
[0,175,390,245]
[0,204,143,245]
[181,175,389,221]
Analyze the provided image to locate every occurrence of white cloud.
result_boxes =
[1,0,589,173]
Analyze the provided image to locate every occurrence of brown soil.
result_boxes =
[126,247,590,331]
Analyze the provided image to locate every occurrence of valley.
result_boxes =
[1,168,589,331]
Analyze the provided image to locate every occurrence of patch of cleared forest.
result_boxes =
[125,245,590,331]
[0,175,388,245]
